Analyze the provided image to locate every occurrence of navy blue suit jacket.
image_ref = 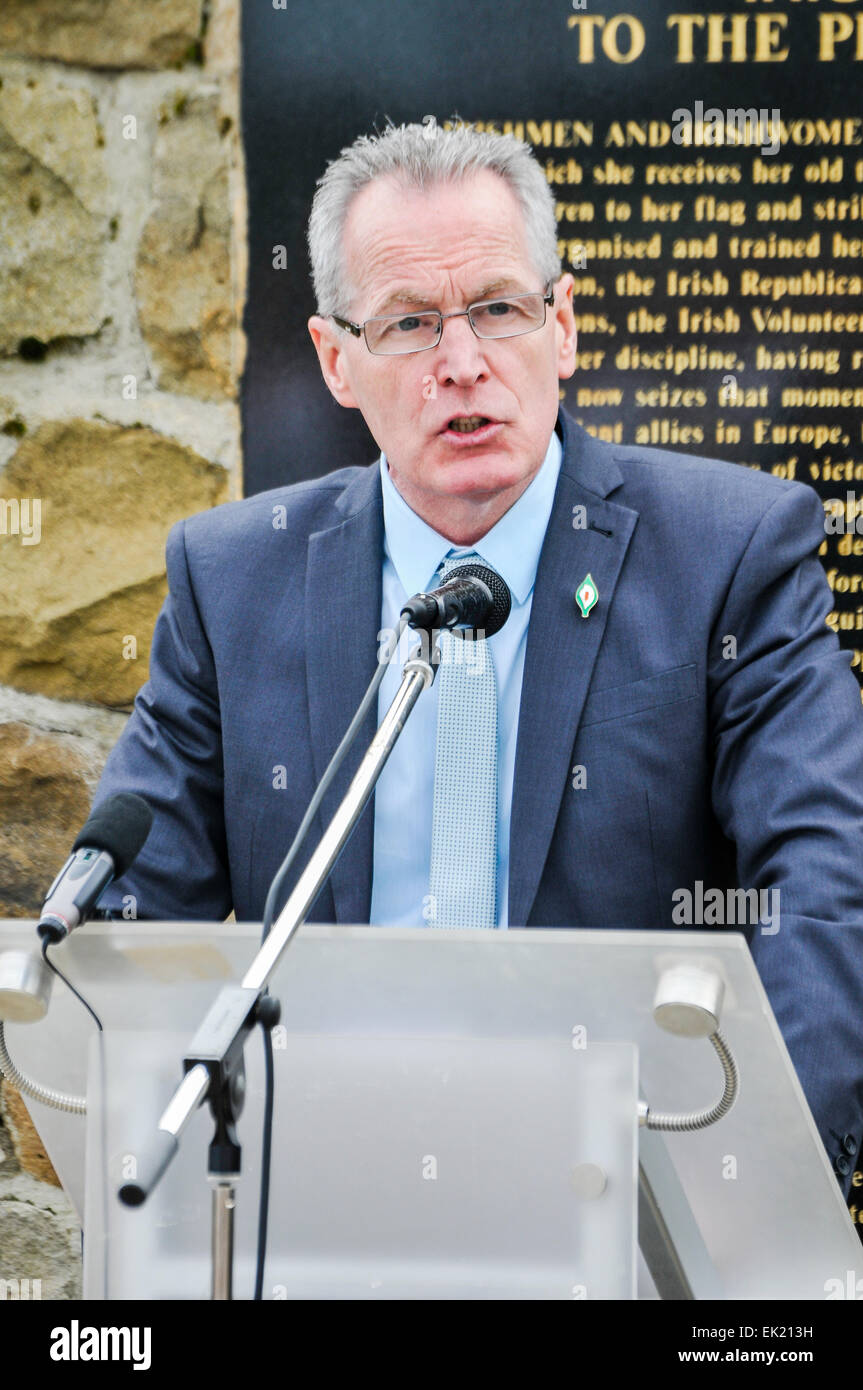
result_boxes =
[94,407,863,1189]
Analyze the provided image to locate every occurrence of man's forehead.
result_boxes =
[342,170,534,307]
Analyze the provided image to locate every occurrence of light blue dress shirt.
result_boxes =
[369,427,563,928]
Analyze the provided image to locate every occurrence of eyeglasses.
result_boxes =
[331,284,555,356]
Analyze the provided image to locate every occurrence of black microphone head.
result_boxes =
[445,563,512,639]
[72,793,153,878]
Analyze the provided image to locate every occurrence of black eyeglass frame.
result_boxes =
[331,283,556,355]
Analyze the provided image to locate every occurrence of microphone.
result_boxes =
[36,793,153,944]
[401,562,512,639]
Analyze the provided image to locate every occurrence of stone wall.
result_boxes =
[0,0,246,1299]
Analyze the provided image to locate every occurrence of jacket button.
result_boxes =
[842,1134,858,1157]
[835,1154,852,1177]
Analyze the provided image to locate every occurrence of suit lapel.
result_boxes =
[508,414,639,926]
[305,466,383,924]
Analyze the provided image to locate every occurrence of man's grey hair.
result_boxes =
[307,119,562,317]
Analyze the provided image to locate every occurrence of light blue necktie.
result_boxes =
[428,551,498,929]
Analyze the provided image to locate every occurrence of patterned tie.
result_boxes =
[427,551,498,929]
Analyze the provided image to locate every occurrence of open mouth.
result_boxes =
[445,415,495,434]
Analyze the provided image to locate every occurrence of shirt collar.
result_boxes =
[379,427,563,604]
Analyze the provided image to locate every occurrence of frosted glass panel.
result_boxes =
[84,1029,638,1300]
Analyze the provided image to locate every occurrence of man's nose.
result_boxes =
[432,312,490,385]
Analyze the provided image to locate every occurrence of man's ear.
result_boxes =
[308,315,360,408]
[554,274,578,382]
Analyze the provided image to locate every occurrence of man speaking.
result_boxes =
[91,120,863,1191]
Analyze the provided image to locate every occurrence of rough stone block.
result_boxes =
[0,1082,60,1186]
[0,1171,81,1299]
[0,419,229,702]
[136,89,235,401]
[0,0,204,71]
[0,72,107,356]
[0,721,94,918]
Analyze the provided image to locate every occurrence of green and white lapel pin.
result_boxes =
[576,574,598,618]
